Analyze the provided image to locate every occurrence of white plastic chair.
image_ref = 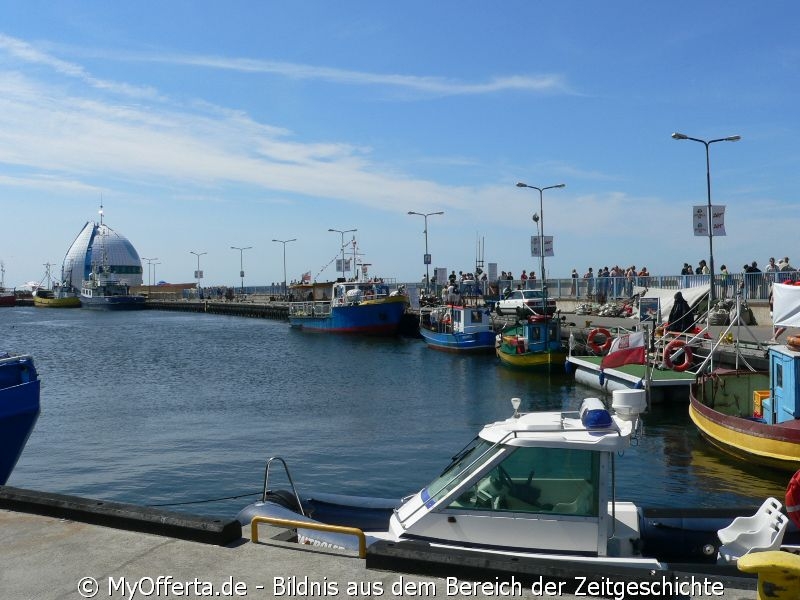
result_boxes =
[717,497,789,563]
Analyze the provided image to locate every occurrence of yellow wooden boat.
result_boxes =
[33,288,81,308]
[496,316,566,371]
[689,362,800,472]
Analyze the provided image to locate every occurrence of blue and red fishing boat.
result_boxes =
[288,280,407,335]
[419,303,496,353]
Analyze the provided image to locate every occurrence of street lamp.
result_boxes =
[328,228,356,280]
[672,132,741,303]
[141,257,158,294]
[272,238,297,299]
[516,182,566,301]
[152,262,161,290]
[190,251,207,291]
[407,211,444,295]
[230,246,252,294]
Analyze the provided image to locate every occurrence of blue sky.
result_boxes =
[1,1,798,288]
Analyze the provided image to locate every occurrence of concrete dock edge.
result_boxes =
[0,485,241,545]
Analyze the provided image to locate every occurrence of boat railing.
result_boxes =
[0,353,33,367]
[288,301,332,317]
[261,456,305,517]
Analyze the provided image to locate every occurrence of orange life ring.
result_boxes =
[787,335,800,351]
[664,339,693,371]
[587,328,612,354]
[787,469,800,528]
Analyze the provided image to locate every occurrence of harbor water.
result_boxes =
[2,307,791,518]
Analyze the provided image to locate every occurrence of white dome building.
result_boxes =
[62,218,143,291]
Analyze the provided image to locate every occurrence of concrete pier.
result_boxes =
[0,486,758,599]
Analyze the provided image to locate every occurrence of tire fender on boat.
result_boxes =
[664,339,693,372]
[787,469,800,528]
[587,328,612,354]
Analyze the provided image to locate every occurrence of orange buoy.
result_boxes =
[664,339,693,371]
[587,328,612,354]
[786,470,800,528]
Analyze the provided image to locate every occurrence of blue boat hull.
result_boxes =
[289,300,406,335]
[0,356,41,484]
[419,328,496,353]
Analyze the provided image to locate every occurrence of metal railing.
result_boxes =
[250,516,367,558]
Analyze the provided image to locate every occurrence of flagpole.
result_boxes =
[644,322,652,411]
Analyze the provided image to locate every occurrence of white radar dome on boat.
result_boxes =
[579,397,613,430]
[611,389,647,421]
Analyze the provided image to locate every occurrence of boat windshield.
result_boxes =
[422,438,499,505]
[446,446,600,516]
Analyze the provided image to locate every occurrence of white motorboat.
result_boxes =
[238,391,798,584]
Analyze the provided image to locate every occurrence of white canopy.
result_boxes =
[773,283,800,327]
[633,284,710,322]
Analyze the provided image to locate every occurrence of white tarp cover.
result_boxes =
[772,283,800,326]
[632,285,710,322]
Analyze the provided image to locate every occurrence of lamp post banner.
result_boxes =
[712,205,726,236]
[336,258,351,273]
[693,205,726,237]
[531,236,554,257]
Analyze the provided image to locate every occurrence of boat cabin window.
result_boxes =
[470,310,483,323]
[423,439,499,505]
[447,446,599,517]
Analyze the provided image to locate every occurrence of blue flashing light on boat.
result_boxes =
[579,397,613,429]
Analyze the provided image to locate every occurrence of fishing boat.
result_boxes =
[0,261,15,307]
[238,391,799,585]
[0,353,41,484]
[80,268,145,310]
[33,264,80,308]
[288,280,407,335]
[689,345,800,472]
[419,303,496,353]
[495,313,566,370]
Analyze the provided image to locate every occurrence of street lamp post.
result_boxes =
[407,211,444,295]
[672,132,741,303]
[328,228,356,280]
[190,251,207,292]
[141,257,158,295]
[230,246,252,294]
[272,238,297,299]
[152,262,161,291]
[516,182,566,304]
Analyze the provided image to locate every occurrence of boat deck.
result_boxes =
[567,355,697,387]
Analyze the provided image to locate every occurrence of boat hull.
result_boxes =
[80,295,146,310]
[33,296,81,308]
[0,293,15,307]
[496,348,567,370]
[689,393,800,472]
[0,355,41,484]
[289,298,406,335]
[419,328,496,353]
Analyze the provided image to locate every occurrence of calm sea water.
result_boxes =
[2,306,790,518]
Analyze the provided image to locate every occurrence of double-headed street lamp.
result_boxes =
[141,257,158,293]
[272,238,296,299]
[407,211,444,295]
[328,228,356,280]
[230,246,252,294]
[671,132,741,303]
[515,182,566,297]
[190,251,207,290]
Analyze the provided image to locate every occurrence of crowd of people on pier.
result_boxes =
[425,255,798,305]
